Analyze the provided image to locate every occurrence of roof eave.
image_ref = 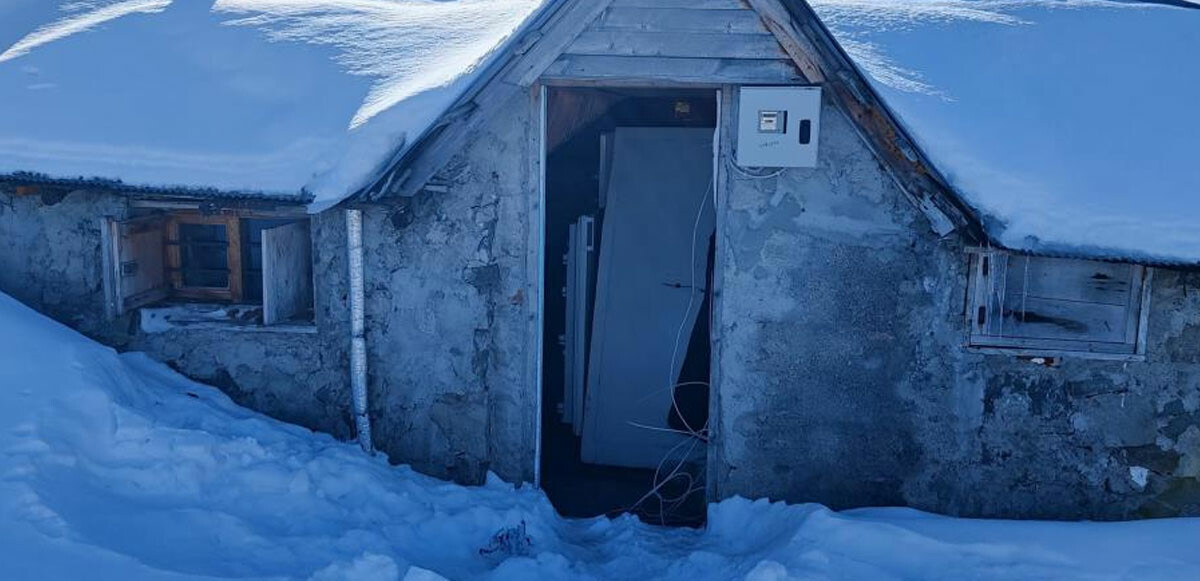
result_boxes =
[0,172,313,206]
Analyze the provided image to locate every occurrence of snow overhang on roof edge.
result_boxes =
[0,172,313,206]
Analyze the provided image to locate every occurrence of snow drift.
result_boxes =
[3,291,1200,579]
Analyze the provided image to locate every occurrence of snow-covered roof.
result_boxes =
[811,0,1200,263]
[4,1,1198,262]
[0,0,543,211]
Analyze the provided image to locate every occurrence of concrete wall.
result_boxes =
[0,88,540,486]
[353,89,539,484]
[0,185,354,440]
[0,187,123,337]
[710,94,1200,519]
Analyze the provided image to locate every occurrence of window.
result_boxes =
[167,215,242,302]
[108,212,313,326]
[967,251,1151,358]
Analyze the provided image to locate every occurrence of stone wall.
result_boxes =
[0,184,353,440]
[353,88,538,484]
[0,86,540,485]
[0,186,123,338]
[710,95,1200,519]
[7,84,1200,520]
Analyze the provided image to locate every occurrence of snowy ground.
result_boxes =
[3,291,1200,580]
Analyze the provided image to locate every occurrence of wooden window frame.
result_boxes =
[966,249,1153,361]
[166,213,244,303]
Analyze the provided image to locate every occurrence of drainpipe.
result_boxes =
[347,209,373,453]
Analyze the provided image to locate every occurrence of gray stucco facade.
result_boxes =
[708,95,1200,520]
[0,89,541,487]
[3,87,1200,521]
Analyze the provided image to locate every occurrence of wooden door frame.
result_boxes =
[531,83,724,501]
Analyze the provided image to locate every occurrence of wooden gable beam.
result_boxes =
[750,0,986,241]
[365,0,613,201]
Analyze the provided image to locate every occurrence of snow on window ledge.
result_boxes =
[138,303,316,335]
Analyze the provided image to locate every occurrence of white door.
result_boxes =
[581,126,715,469]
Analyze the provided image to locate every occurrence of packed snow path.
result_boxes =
[2,291,1200,580]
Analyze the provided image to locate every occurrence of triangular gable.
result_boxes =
[358,0,985,243]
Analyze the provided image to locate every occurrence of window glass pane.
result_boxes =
[178,223,229,288]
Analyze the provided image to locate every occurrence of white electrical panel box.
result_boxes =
[736,86,822,168]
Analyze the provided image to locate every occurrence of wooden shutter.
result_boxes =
[969,252,1148,355]
[115,216,169,313]
[261,221,313,325]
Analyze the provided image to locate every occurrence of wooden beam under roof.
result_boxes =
[756,0,986,241]
[362,0,614,202]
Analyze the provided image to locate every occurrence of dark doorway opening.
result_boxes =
[540,87,717,526]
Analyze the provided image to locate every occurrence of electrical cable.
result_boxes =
[725,157,786,180]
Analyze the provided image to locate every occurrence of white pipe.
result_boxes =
[346,209,373,453]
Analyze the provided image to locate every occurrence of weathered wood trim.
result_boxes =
[707,85,734,504]
[101,217,121,319]
[130,199,308,218]
[611,0,747,9]
[529,84,548,487]
[593,7,769,34]
[543,55,802,85]
[742,0,824,82]
[762,0,984,240]
[116,214,171,312]
[967,347,1146,363]
[365,0,613,201]
[566,30,787,60]
[1136,268,1154,357]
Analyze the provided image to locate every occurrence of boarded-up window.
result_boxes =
[968,252,1150,356]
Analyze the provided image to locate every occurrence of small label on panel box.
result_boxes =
[758,110,786,134]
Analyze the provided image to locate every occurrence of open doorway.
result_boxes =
[539,87,717,526]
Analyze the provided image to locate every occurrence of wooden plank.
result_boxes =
[611,0,747,8]
[543,55,803,84]
[744,0,825,82]
[505,0,617,88]
[970,335,1137,355]
[968,346,1144,362]
[567,30,787,60]
[375,0,614,199]
[118,216,169,310]
[101,218,120,318]
[593,7,770,34]
[1135,268,1153,355]
[1003,255,1136,306]
[261,221,313,325]
[996,295,1130,344]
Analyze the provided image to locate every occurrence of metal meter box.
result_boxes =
[736,86,822,168]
